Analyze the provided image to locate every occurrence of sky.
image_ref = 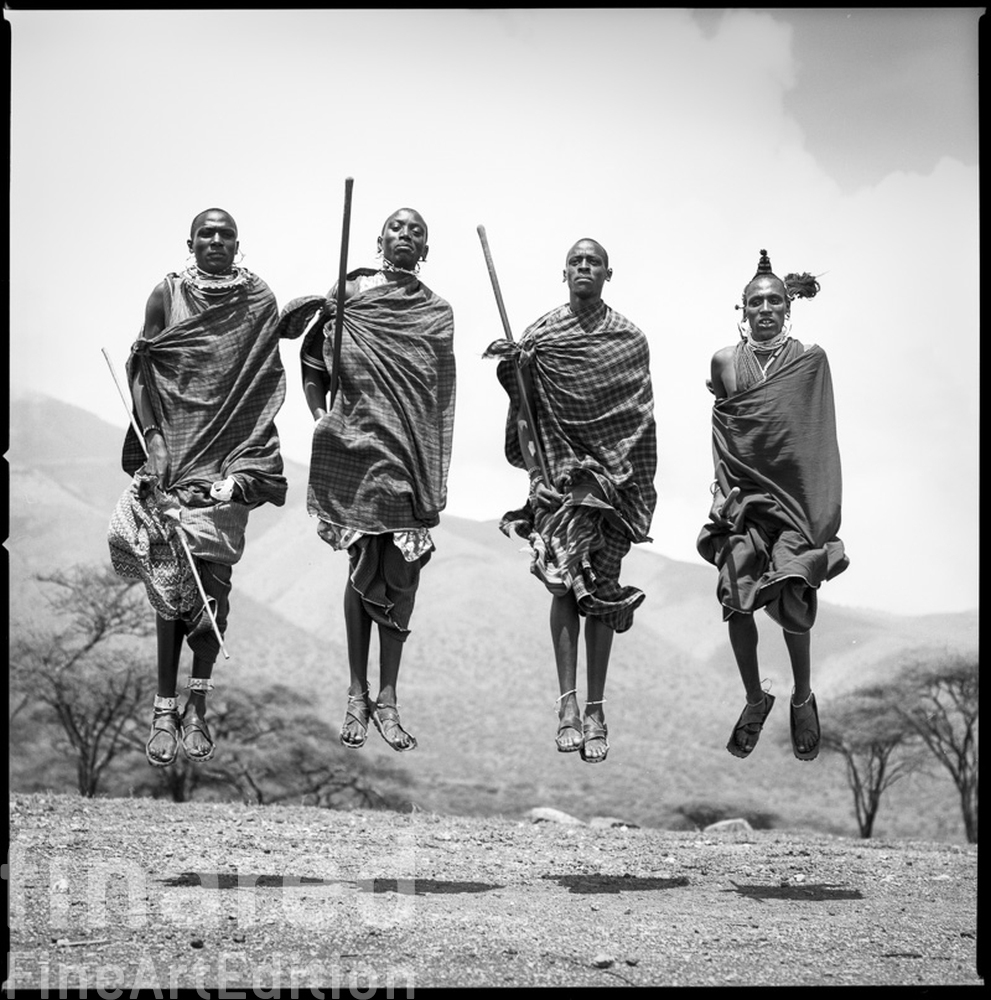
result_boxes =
[6,8,981,617]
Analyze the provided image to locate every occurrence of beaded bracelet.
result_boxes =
[144,424,164,438]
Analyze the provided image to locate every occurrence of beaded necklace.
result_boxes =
[181,264,251,294]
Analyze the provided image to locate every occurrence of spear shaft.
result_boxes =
[101,348,230,660]
[476,225,552,486]
[329,177,354,408]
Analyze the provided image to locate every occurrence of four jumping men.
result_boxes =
[112,211,843,769]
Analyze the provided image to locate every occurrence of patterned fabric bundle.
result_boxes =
[697,343,849,632]
[108,478,206,633]
[284,271,456,535]
[485,301,657,631]
[121,269,288,512]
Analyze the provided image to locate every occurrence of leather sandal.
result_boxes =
[790,690,820,761]
[340,690,372,749]
[579,700,609,764]
[180,710,216,763]
[146,696,181,768]
[554,688,583,753]
[727,689,775,758]
[371,703,417,752]
[181,677,216,763]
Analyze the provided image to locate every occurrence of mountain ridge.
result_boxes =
[7,395,978,839]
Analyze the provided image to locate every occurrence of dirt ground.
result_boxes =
[5,792,982,991]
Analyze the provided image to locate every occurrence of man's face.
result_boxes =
[564,240,611,302]
[188,211,239,274]
[379,209,429,270]
[743,275,790,340]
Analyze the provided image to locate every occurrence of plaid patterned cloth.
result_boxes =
[121,270,288,513]
[485,300,657,541]
[285,271,456,534]
[485,301,657,631]
[696,344,849,632]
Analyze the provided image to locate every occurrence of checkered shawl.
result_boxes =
[696,344,849,632]
[121,271,288,511]
[107,477,212,638]
[485,301,657,542]
[290,272,456,533]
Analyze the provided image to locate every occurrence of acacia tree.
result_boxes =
[9,565,155,797]
[898,652,979,843]
[820,685,924,838]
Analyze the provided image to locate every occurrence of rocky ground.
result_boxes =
[6,793,982,991]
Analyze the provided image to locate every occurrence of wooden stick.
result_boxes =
[101,348,230,660]
[476,225,552,485]
[329,177,354,408]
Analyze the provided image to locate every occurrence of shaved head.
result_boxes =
[190,208,237,240]
[566,238,609,269]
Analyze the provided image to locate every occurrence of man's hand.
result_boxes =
[143,431,169,481]
[529,474,564,511]
[708,485,741,530]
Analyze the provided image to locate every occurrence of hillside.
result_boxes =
[6,395,979,840]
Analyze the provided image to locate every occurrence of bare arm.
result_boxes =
[709,346,736,399]
[302,364,331,420]
[303,278,361,419]
[131,283,169,480]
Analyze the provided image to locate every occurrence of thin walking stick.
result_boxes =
[101,348,230,660]
[329,176,354,408]
[476,225,552,485]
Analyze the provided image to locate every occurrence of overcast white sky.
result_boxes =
[7,8,981,616]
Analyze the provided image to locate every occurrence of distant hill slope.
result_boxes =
[7,395,978,840]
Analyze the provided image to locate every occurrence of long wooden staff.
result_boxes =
[329,176,354,408]
[476,225,552,486]
[101,348,231,660]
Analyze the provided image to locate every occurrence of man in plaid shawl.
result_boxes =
[110,207,287,769]
[698,249,848,764]
[485,238,656,765]
[278,207,455,754]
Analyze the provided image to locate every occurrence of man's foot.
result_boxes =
[340,691,372,749]
[790,691,820,761]
[371,703,417,752]
[579,703,609,764]
[180,704,216,763]
[146,697,180,768]
[555,689,583,753]
[726,691,775,758]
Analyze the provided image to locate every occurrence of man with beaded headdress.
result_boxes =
[484,238,656,765]
[698,249,848,763]
[109,207,288,769]
[277,207,455,755]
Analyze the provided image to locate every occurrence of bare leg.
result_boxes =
[727,612,762,701]
[784,630,818,755]
[550,593,582,750]
[375,630,404,707]
[726,612,773,756]
[371,629,416,750]
[181,652,216,758]
[341,581,373,745]
[148,617,185,762]
[156,616,185,697]
[783,630,811,702]
[582,616,614,762]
